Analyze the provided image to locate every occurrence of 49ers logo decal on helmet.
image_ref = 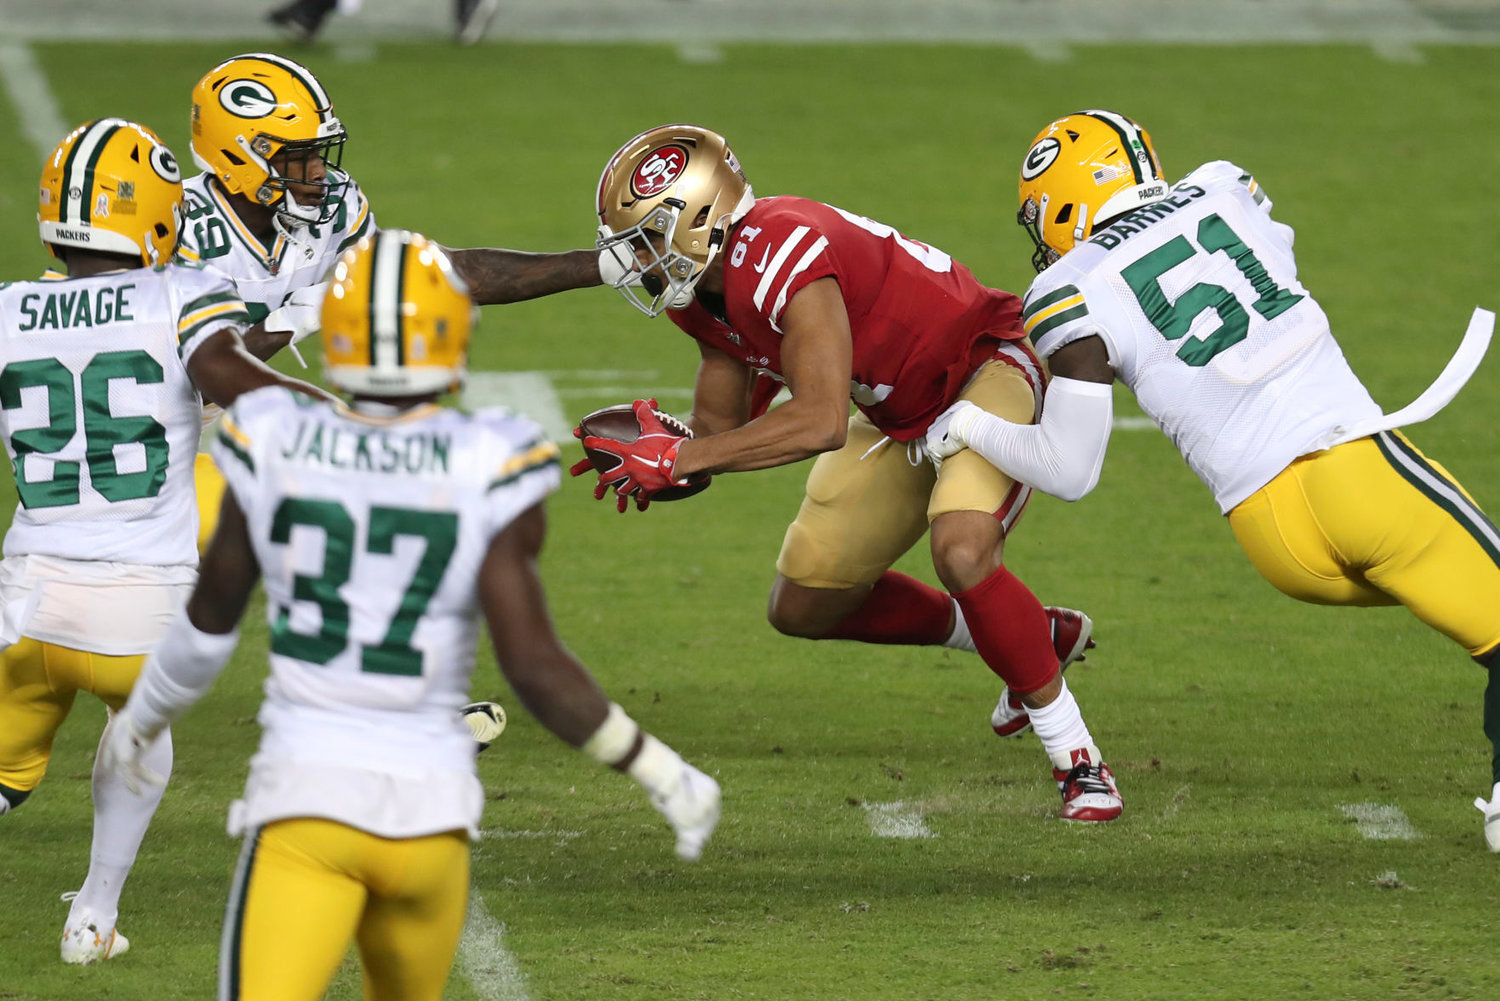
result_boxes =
[631,144,689,198]
[219,79,281,119]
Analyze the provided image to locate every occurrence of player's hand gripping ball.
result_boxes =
[570,401,711,510]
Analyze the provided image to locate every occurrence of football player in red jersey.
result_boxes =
[577,124,1122,822]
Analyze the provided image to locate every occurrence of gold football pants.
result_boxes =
[195,451,227,553]
[220,818,470,1001]
[777,356,1039,589]
[0,638,144,792]
[1229,431,1500,658]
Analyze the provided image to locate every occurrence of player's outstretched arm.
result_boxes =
[925,334,1117,501]
[187,327,339,409]
[101,492,261,792]
[478,503,720,860]
[445,247,602,305]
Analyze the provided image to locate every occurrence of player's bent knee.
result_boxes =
[929,514,1004,592]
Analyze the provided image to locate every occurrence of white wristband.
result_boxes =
[128,611,241,738]
[582,702,640,766]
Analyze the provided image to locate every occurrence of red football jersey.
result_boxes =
[669,196,1025,440]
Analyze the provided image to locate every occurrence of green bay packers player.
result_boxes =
[102,230,720,1001]
[926,109,1500,848]
[182,51,608,548]
[0,118,333,964]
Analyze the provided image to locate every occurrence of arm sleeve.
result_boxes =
[124,608,242,737]
[961,377,1115,502]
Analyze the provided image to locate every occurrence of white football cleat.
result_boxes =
[461,701,507,752]
[1474,782,1500,852]
[1053,749,1123,823]
[60,895,129,965]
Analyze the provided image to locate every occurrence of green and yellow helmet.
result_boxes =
[38,118,184,266]
[1017,110,1167,271]
[321,230,474,398]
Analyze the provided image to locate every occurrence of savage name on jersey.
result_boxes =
[210,385,559,838]
[1021,160,1383,512]
[176,169,373,323]
[0,265,248,652]
[670,196,1028,441]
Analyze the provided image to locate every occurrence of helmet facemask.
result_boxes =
[598,199,734,317]
[246,128,348,228]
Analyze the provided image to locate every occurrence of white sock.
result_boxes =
[943,600,976,653]
[72,715,173,928]
[1024,679,1099,773]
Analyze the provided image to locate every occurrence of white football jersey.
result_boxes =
[177,169,374,323]
[0,264,246,652]
[0,264,246,565]
[1022,160,1384,512]
[211,386,561,839]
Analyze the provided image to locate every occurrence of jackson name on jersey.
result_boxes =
[1021,160,1384,512]
[176,169,374,322]
[209,386,559,839]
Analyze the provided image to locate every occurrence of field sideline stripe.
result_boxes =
[458,884,532,1001]
[0,40,67,162]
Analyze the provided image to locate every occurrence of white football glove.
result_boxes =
[646,760,722,862]
[1473,782,1500,852]
[597,225,640,288]
[924,399,984,476]
[263,281,329,368]
[98,709,166,796]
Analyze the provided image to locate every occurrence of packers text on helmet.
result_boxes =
[1018,110,1167,272]
[191,52,347,227]
[321,230,474,398]
[38,118,183,267]
[595,124,755,316]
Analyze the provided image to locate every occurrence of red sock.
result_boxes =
[827,571,953,646]
[951,565,1059,694]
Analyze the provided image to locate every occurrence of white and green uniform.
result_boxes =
[210,386,560,839]
[0,264,249,652]
[177,170,374,324]
[1021,160,1386,513]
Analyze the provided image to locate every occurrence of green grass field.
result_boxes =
[2,39,1499,1001]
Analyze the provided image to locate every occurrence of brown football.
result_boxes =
[576,404,712,501]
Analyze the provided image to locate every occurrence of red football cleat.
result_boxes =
[1053,749,1123,823]
[990,607,1094,738]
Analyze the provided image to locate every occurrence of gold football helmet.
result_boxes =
[595,123,755,316]
[321,230,474,397]
[190,52,347,227]
[38,118,183,266]
[1017,110,1167,271]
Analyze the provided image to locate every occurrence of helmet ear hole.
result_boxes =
[1055,203,1072,225]
[154,222,171,239]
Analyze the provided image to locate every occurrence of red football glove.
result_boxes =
[576,399,691,513]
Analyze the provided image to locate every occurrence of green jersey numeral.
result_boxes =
[1,350,169,509]
[269,498,457,676]
[1121,213,1303,367]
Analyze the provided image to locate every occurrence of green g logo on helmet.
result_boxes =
[219,79,280,119]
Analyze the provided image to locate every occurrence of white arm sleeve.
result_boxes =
[124,609,242,739]
[962,377,1114,502]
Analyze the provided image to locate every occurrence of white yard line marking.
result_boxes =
[863,800,936,839]
[1113,416,1156,431]
[462,371,572,442]
[1339,802,1421,840]
[458,885,532,1001]
[0,40,67,161]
